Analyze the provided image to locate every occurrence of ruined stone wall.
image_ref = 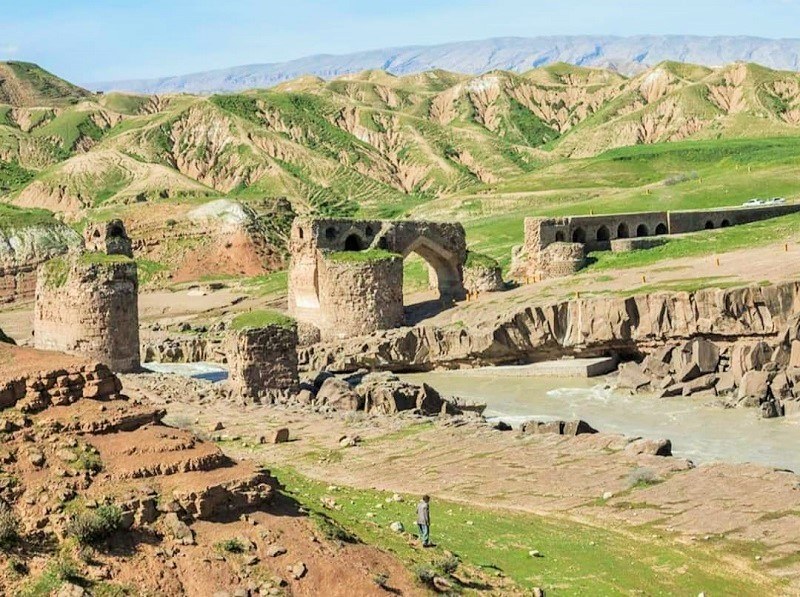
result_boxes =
[225,324,299,399]
[288,217,465,339]
[513,204,800,281]
[610,237,667,252]
[542,243,586,277]
[668,204,800,234]
[34,256,140,372]
[463,264,504,294]
[317,253,404,341]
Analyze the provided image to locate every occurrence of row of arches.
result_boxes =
[561,222,669,244]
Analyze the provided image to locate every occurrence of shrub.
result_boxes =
[433,553,459,575]
[216,538,246,554]
[315,516,357,543]
[372,572,390,588]
[627,467,661,488]
[414,565,437,586]
[65,504,122,545]
[0,501,20,548]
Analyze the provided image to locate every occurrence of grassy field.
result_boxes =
[269,464,779,595]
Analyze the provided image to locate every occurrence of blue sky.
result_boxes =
[2,0,799,83]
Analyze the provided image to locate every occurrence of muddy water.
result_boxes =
[401,370,800,472]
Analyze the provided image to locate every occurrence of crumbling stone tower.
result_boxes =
[225,310,299,401]
[83,219,133,258]
[34,221,140,373]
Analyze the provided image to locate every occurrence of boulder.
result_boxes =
[616,362,651,390]
[262,428,289,444]
[676,362,702,383]
[770,372,792,402]
[625,438,672,457]
[731,342,772,383]
[737,370,771,404]
[521,420,563,435]
[715,371,736,395]
[790,341,800,369]
[642,346,674,378]
[316,378,362,411]
[562,420,598,436]
[689,338,720,374]
[681,374,717,397]
[761,400,782,419]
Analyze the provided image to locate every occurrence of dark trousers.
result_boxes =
[417,523,430,545]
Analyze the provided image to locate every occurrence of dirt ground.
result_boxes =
[121,372,800,592]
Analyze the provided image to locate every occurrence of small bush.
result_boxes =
[372,572,390,588]
[433,553,459,575]
[0,502,20,548]
[216,538,246,554]
[627,467,661,487]
[414,565,437,585]
[65,504,122,545]
[315,516,357,543]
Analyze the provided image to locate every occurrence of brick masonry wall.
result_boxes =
[34,258,140,373]
[225,324,299,398]
[318,254,404,341]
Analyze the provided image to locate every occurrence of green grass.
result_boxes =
[326,249,401,263]
[241,270,289,296]
[464,250,499,270]
[0,160,34,193]
[78,252,134,266]
[230,309,294,331]
[0,204,58,230]
[269,466,779,595]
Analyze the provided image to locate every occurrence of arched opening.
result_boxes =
[704,221,714,230]
[655,223,668,235]
[298,227,304,239]
[636,224,649,237]
[572,228,586,243]
[617,223,630,238]
[365,225,374,236]
[344,234,363,251]
[108,224,124,238]
[325,227,336,240]
[93,229,101,238]
[555,231,565,242]
[721,219,731,228]
[596,226,610,242]
[402,237,463,325]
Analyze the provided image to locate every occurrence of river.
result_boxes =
[141,361,800,472]
[401,370,800,473]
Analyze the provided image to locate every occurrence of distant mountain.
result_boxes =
[92,35,800,94]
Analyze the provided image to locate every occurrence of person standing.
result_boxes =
[417,494,431,547]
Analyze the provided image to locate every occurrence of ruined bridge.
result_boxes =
[288,218,466,340]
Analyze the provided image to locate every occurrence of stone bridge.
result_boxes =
[288,218,466,340]
[513,203,800,281]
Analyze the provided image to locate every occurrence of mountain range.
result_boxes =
[92,35,800,94]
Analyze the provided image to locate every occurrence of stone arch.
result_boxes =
[325,226,337,240]
[555,231,565,242]
[617,223,630,238]
[344,234,363,251]
[401,236,462,300]
[108,223,124,237]
[721,219,731,228]
[572,228,586,243]
[596,225,610,242]
[655,223,668,235]
[705,220,714,230]
[636,224,649,237]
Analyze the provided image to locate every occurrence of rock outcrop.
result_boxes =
[301,280,800,373]
[0,222,82,303]
[615,312,800,418]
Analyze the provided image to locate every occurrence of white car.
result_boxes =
[768,197,786,204]
[742,199,763,206]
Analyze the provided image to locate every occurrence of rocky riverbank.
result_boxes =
[300,280,800,372]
